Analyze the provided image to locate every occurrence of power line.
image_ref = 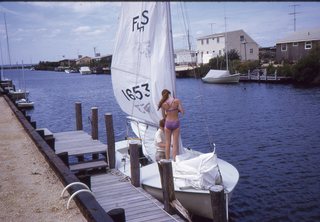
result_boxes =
[289,4,300,32]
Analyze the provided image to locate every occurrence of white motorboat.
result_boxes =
[111,2,239,220]
[9,89,29,100]
[15,98,34,109]
[79,66,92,75]
[202,69,240,84]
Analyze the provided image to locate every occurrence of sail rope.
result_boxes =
[177,2,216,152]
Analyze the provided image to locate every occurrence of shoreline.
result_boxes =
[0,96,86,221]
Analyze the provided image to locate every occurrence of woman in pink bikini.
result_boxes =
[158,89,184,161]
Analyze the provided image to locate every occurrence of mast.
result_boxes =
[224,15,229,71]
[166,2,176,97]
[22,60,26,99]
[4,12,12,68]
[0,37,4,80]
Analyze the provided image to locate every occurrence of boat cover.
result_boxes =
[204,69,230,79]
[173,152,220,190]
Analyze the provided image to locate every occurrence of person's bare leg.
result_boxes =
[172,128,180,161]
[165,128,172,159]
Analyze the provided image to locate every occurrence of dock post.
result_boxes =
[107,208,126,222]
[129,142,140,187]
[91,107,98,140]
[210,185,227,222]
[158,159,175,214]
[248,69,251,80]
[105,113,115,169]
[75,102,83,130]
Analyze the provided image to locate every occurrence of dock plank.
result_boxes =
[53,130,107,156]
[51,130,184,221]
[91,172,184,222]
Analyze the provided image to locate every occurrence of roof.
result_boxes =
[174,49,196,54]
[197,29,244,40]
[276,28,320,44]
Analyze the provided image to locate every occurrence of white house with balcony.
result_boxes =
[196,29,259,64]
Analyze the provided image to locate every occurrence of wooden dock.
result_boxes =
[52,129,185,221]
[92,172,184,222]
[54,130,107,156]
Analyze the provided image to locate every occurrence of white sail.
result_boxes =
[111,2,176,125]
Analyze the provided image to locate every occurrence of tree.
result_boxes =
[292,45,320,85]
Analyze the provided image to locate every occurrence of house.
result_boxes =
[76,56,92,66]
[196,29,259,64]
[174,49,197,66]
[275,29,320,63]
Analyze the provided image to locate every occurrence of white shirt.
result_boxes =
[154,128,165,151]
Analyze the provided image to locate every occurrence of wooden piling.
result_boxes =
[75,102,83,130]
[158,159,175,214]
[107,208,126,222]
[210,185,227,222]
[105,113,115,169]
[91,107,98,140]
[129,142,140,187]
[57,152,69,167]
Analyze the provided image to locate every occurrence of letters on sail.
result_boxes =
[111,2,176,125]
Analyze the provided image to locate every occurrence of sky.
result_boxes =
[0,1,319,65]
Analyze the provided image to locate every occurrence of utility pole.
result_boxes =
[93,47,97,57]
[289,4,300,32]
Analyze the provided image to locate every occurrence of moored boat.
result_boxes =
[111,2,239,220]
[79,66,92,75]
[202,69,240,84]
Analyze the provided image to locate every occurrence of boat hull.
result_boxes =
[115,140,239,220]
[202,73,240,84]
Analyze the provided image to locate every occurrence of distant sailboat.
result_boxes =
[15,61,34,109]
[202,13,240,84]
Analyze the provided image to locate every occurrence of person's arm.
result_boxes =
[178,99,184,115]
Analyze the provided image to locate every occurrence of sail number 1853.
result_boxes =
[122,83,150,101]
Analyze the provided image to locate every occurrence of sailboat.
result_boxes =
[111,2,239,220]
[15,61,34,109]
[202,15,240,84]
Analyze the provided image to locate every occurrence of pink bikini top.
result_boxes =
[165,97,179,112]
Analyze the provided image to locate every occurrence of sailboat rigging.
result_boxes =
[111,2,239,220]
[15,61,34,109]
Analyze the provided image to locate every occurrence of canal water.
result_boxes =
[4,69,320,222]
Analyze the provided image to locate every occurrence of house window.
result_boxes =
[219,50,221,55]
[293,42,298,47]
[201,39,203,45]
[207,51,209,54]
[217,37,220,43]
[212,37,215,41]
[250,48,253,53]
[305,41,312,49]
[281,44,287,51]
[206,39,209,44]
[240,35,244,42]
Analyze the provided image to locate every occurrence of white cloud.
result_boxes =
[73,26,91,33]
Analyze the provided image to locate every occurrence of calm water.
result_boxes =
[4,69,320,222]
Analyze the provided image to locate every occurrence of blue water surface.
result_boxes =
[4,69,320,222]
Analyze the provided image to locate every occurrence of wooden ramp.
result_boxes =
[91,171,185,222]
